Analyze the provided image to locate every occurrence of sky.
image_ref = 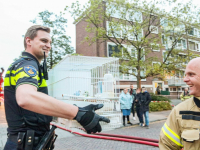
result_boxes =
[0,0,89,75]
[0,0,200,76]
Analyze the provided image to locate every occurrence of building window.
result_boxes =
[119,68,146,81]
[165,36,174,50]
[160,18,168,28]
[108,43,121,57]
[127,47,137,57]
[106,21,122,38]
[107,21,143,40]
[151,43,160,51]
[188,41,200,51]
[189,41,195,50]
[127,26,143,41]
[107,5,121,19]
[166,88,169,91]
[106,5,142,23]
[150,26,158,34]
[162,51,169,63]
[188,28,199,36]
[173,88,176,91]
[127,11,143,23]
[161,34,166,45]
[125,46,145,60]
[152,62,161,68]
[176,39,187,50]
[182,39,187,49]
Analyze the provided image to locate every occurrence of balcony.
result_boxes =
[168,78,187,86]
[117,74,146,81]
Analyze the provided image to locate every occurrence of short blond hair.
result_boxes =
[24,25,50,49]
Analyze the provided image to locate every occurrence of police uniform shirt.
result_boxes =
[4,52,52,135]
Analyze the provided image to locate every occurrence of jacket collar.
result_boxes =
[194,97,200,108]
[21,52,40,65]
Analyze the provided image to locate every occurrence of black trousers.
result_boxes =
[136,107,143,123]
[131,102,135,117]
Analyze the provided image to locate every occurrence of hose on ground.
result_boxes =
[50,123,159,147]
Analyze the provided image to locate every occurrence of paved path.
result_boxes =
[54,120,166,150]
[171,99,182,106]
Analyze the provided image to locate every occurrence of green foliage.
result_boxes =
[70,0,200,88]
[150,93,171,102]
[31,10,74,69]
[149,102,172,111]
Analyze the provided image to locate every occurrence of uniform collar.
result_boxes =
[21,52,40,65]
[196,97,200,100]
[194,97,200,108]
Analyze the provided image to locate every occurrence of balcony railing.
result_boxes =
[117,74,146,81]
[168,78,187,86]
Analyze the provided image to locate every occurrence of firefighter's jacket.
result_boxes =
[180,91,192,101]
[159,97,200,150]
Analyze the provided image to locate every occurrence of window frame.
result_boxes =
[107,42,122,57]
[150,25,158,34]
[188,39,200,52]
[151,43,160,52]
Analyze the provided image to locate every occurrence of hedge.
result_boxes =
[150,93,171,102]
[149,102,172,112]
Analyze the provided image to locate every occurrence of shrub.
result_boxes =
[150,93,171,102]
[149,102,172,112]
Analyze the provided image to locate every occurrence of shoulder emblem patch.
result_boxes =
[24,65,37,77]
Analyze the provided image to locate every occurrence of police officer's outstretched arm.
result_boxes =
[16,85,109,133]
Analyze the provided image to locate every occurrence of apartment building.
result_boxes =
[75,2,200,97]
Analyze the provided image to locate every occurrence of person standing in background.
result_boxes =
[141,87,151,129]
[120,88,133,126]
[135,88,143,126]
[180,87,192,101]
[156,86,161,95]
[130,84,136,120]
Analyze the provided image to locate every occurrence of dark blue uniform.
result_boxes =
[4,52,52,150]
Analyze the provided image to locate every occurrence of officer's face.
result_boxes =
[184,60,200,97]
[30,30,51,60]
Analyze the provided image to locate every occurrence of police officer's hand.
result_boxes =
[74,104,110,134]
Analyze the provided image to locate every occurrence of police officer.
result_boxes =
[3,25,110,150]
[159,57,200,149]
[180,87,192,101]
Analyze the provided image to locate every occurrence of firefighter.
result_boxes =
[159,57,200,149]
[4,25,110,150]
[180,87,192,101]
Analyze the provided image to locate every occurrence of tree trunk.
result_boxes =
[137,48,141,89]
[136,75,141,89]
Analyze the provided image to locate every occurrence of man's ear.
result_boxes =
[26,37,32,47]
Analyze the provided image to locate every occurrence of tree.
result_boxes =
[31,10,74,69]
[70,0,200,88]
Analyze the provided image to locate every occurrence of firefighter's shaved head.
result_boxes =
[187,57,200,71]
[184,57,200,97]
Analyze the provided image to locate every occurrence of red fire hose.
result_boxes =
[95,133,159,143]
[50,123,159,147]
